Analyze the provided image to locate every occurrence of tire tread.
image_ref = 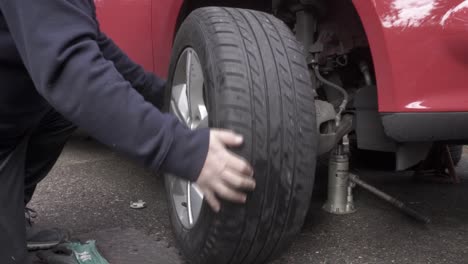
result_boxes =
[167,7,317,264]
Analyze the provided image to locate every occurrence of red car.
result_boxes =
[96,0,468,263]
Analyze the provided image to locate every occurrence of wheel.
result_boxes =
[164,7,317,264]
[449,145,463,166]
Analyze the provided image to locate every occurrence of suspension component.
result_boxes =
[312,63,349,126]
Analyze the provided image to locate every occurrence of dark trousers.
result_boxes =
[0,108,76,264]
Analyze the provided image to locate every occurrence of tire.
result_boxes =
[449,145,463,166]
[164,7,317,264]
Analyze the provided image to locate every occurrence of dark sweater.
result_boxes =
[0,0,209,181]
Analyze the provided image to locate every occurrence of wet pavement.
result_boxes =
[29,135,468,263]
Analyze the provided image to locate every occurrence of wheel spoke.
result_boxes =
[189,183,204,224]
[198,114,209,128]
[171,84,190,125]
[186,51,206,129]
[168,175,190,227]
[167,48,208,229]
[187,183,194,225]
[186,50,194,125]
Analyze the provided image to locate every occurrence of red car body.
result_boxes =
[354,0,468,113]
[95,0,468,127]
[95,0,182,79]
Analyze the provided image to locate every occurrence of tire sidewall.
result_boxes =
[163,12,241,262]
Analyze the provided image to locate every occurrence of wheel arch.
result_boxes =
[173,0,395,112]
[350,0,394,112]
[173,0,272,39]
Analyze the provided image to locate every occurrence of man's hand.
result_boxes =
[196,129,256,212]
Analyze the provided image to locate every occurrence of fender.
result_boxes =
[352,0,468,113]
[351,0,394,113]
[152,0,184,78]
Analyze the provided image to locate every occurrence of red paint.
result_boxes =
[95,0,154,72]
[353,0,468,113]
[151,0,184,78]
[97,0,468,113]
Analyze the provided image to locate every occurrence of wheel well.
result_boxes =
[174,0,272,38]
[174,0,387,155]
[313,1,393,157]
[175,0,371,57]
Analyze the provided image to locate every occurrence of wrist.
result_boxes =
[161,124,210,181]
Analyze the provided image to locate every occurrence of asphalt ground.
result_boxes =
[28,134,468,264]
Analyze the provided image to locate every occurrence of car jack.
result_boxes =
[323,144,431,224]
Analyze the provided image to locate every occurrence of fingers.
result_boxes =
[213,181,247,203]
[225,152,254,177]
[210,129,254,176]
[212,129,243,147]
[222,169,256,191]
[203,190,221,212]
[198,129,256,213]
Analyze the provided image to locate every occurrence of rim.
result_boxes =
[166,48,208,229]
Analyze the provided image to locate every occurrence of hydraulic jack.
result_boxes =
[323,143,431,224]
[322,144,356,214]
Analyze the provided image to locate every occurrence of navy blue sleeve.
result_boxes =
[0,0,209,181]
[96,31,165,109]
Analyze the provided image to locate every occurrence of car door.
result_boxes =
[95,0,154,72]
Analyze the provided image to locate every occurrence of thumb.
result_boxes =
[212,129,243,147]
